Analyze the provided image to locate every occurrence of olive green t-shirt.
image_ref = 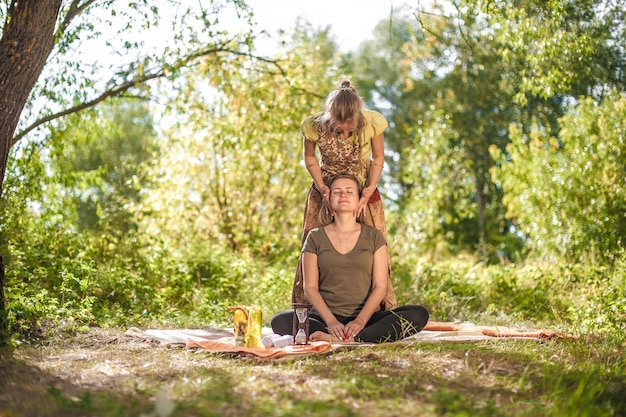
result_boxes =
[302,224,387,317]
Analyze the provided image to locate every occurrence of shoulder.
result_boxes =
[362,109,388,136]
[361,224,387,248]
[361,224,382,237]
[301,113,323,141]
[303,227,326,251]
[305,226,325,241]
[307,226,324,236]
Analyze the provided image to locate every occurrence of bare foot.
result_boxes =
[308,331,331,342]
[309,331,355,343]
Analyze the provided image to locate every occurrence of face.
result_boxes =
[329,177,360,210]
[333,120,356,139]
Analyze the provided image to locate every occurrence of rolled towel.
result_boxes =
[262,334,293,348]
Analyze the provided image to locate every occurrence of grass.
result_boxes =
[1,326,625,417]
[2,251,625,416]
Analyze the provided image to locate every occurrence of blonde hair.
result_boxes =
[316,80,367,145]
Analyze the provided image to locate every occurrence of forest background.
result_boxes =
[1,0,625,343]
[0,0,625,414]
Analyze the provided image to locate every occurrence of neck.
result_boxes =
[333,213,358,230]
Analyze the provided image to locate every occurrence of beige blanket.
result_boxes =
[126,321,576,360]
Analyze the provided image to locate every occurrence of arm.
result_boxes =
[343,244,389,339]
[302,251,345,340]
[355,133,384,217]
[304,138,331,211]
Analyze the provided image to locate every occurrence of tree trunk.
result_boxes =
[0,254,6,344]
[0,0,63,343]
[475,169,487,262]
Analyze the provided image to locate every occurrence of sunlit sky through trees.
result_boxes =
[244,0,415,53]
[65,0,416,130]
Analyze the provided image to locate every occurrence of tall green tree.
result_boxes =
[351,4,519,261]
[492,93,626,262]
[474,0,626,103]
[351,0,624,262]
[477,0,626,262]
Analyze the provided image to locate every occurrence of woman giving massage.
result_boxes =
[271,174,429,343]
[291,80,396,312]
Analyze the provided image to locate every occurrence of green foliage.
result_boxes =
[1,0,625,358]
[135,24,343,256]
[48,100,159,236]
[476,0,626,102]
[392,249,625,337]
[492,93,626,262]
[1,24,347,338]
[349,0,625,263]
[125,24,347,326]
[350,5,523,261]
[13,0,256,142]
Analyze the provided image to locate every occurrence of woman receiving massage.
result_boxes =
[271,174,429,343]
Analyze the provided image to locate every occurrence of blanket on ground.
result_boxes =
[126,321,577,360]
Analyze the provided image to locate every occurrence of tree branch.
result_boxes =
[59,0,98,36]
[414,2,475,54]
[11,70,161,147]
[414,9,445,43]
[11,48,285,146]
[452,1,475,55]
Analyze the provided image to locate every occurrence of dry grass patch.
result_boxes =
[1,327,622,417]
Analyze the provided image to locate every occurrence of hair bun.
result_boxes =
[339,80,355,92]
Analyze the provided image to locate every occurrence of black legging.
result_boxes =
[270,305,429,343]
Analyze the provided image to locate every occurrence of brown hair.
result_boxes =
[329,173,362,195]
[318,174,363,225]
